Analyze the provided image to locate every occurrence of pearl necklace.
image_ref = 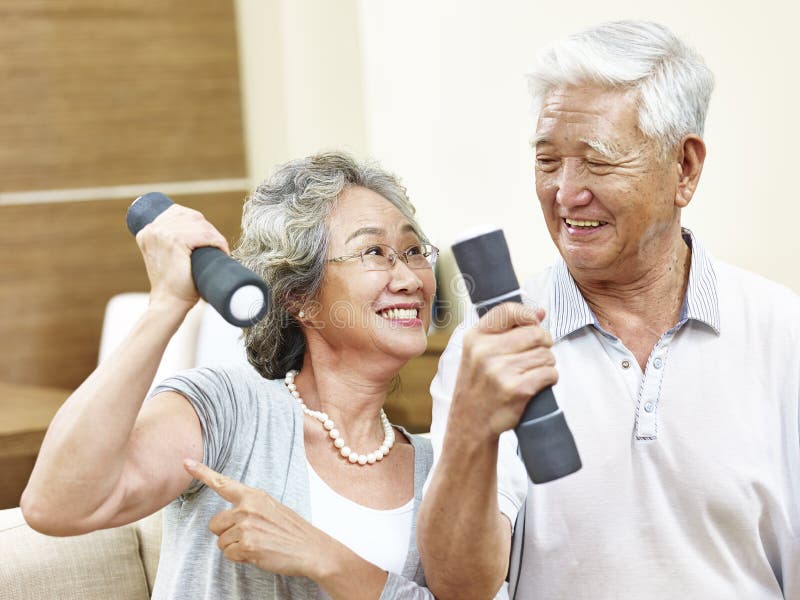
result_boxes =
[284,370,395,466]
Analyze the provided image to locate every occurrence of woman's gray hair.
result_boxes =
[527,20,714,156]
[233,151,424,380]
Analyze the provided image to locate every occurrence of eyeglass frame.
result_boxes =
[327,243,439,271]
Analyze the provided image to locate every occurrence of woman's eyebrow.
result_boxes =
[345,223,418,244]
[345,227,385,244]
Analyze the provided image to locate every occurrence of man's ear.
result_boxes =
[675,134,706,208]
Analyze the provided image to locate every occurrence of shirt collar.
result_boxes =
[548,258,596,341]
[680,228,720,333]
[547,228,720,341]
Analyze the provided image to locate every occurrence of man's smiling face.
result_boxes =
[534,84,682,281]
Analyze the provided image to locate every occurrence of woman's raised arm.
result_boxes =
[21,205,229,535]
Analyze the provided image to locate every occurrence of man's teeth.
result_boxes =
[565,218,603,227]
[379,308,418,320]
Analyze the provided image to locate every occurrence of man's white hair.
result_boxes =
[528,21,714,155]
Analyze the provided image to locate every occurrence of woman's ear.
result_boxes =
[675,134,707,208]
[283,293,305,318]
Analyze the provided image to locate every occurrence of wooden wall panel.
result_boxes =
[385,331,448,434]
[0,192,247,389]
[0,0,245,191]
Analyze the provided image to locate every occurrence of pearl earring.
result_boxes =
[298,310,305,318]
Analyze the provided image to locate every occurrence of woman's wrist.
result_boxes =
[312,535,388,600]
[144,294,195,326]
[310,534,349,584]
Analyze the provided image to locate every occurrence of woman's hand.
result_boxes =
[453,302,558,440]
[183,459,341,580]
[135,204,230,314]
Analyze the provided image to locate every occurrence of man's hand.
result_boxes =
[418,303,556,600]
[454,302,558,440]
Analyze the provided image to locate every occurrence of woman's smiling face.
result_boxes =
[306,185,436,367]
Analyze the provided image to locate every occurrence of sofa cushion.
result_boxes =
[0,508,151,600]
[134,510,163,595]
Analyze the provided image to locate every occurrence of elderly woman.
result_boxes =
[22,152,439,599]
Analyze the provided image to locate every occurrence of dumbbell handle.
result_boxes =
[126,192,270,327]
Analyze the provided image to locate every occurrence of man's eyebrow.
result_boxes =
[530,134,549,148]
[345,223,418,244]
[581,138,626,159]
[531,134,627,159]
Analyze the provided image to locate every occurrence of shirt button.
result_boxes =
[653,358,663,369]
[621,360,631,369]
[644,402,655,413]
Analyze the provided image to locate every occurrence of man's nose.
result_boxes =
[555,159,593,207]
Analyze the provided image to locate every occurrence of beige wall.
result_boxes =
[236,0,799,293]
[234,0,367,181]
[358,1,800,293]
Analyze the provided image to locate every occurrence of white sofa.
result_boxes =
[97,292,256,392]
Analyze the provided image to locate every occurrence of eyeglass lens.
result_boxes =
[361,244,435,271]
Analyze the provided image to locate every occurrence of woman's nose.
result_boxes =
[387,258,424,293]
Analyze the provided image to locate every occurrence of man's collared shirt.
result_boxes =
[428,231,800,598]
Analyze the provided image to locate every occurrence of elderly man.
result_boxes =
[418,20,800,600]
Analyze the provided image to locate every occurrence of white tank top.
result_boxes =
[307,460,413,596]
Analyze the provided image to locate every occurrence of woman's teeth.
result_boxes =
[379,308,418,320]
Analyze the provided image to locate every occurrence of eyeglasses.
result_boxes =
[328,243,439,271]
